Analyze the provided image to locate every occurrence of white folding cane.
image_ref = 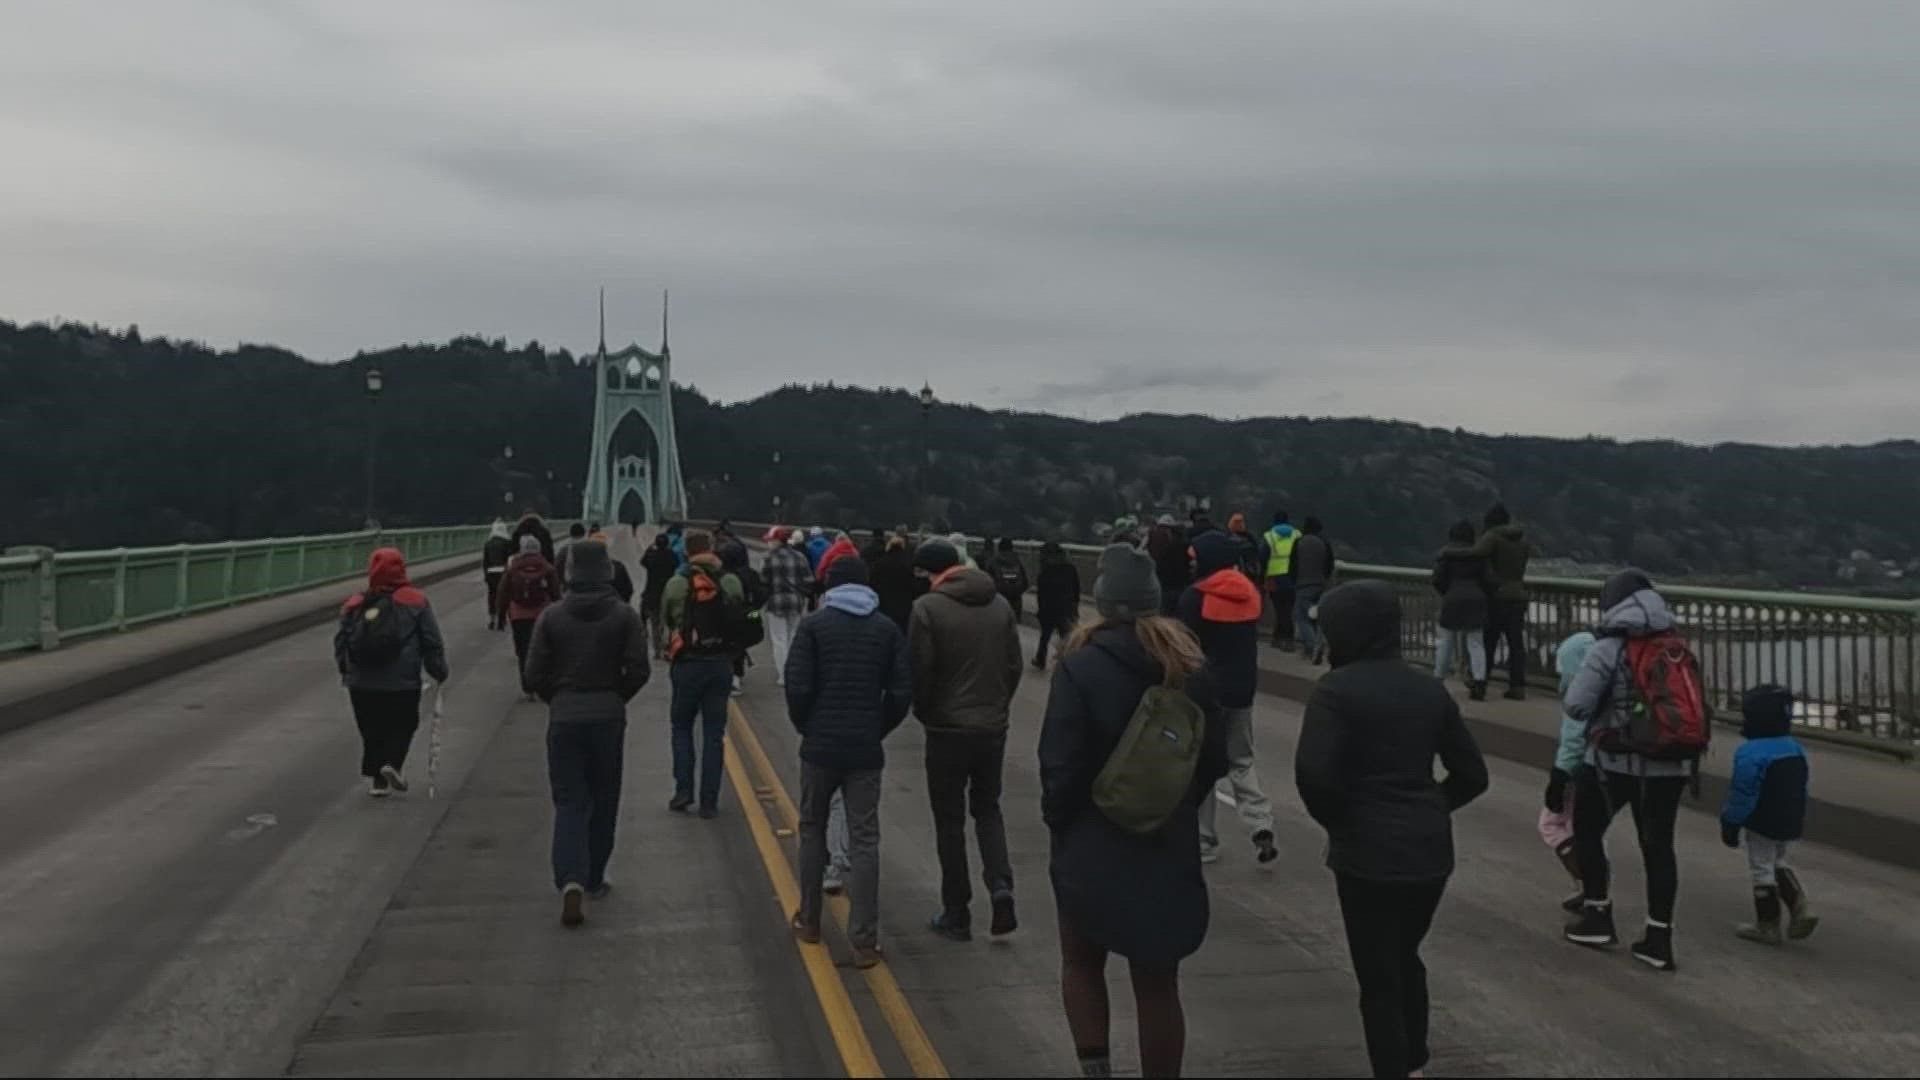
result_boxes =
[428,681,446,800]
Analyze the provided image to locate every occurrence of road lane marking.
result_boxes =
[729,701,952,1079]
[721,731,885,1078]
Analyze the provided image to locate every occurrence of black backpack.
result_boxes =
[679,569,763,656]
[346,593,410,667]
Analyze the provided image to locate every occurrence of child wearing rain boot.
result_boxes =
[1721,684,1819,944]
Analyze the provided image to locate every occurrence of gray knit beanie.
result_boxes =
[1093,543,1160,620]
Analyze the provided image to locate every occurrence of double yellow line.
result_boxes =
[721,701,949,1079]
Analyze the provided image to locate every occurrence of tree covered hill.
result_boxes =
[5,319,1916,590]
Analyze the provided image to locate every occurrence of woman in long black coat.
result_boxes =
[1039,545,1228,1080]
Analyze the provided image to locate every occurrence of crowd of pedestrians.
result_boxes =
[320,504,1823,1078]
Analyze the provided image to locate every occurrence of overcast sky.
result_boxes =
[3,1,1917,445]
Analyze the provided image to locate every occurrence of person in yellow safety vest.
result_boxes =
[1264,510,1300,650]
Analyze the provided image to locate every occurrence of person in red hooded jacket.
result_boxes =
[495,535,563,701]
[815,531,860,589]
[335,548,450,797]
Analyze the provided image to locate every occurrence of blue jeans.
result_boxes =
[670,658,733,809]
[547,718,626,891]
[1294,584,1325,656]
[1433,628,1487,682]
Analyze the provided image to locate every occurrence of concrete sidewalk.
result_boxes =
[0,551,479,735]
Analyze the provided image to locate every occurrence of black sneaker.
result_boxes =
[1631,923,1676,972]
[1253,829,1279,864]
[1503,687,1527,701]
[1468,682,1488,702]
[561,884,585,928]
[588,882,613,901]
[929,912,972,942]
[668,795,693,813]
[698,805,718,820]
[1564,903,1618,948]
[990,893,1018,936]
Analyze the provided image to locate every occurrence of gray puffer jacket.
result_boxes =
[1563,586,1693,778]
[522,583,651,723]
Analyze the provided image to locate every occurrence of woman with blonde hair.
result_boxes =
[1039,542,1228,1079]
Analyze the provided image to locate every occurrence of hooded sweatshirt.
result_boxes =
[1554,632,1597,773]
[908,566,1023,734]
[1178,531,1265,708]
[785,582,913,771]
[335,548,450,692]
[522,580,651,723]
[1294,581,1488,882]
[1562,571,1693,778]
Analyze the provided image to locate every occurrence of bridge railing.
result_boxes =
[726,523,1915,754]
[1,525,492,654]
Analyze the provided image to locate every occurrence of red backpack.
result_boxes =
[1605,632,1711,760]
[508,558,555,608]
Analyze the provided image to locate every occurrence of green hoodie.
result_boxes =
[1470,523,1532,601]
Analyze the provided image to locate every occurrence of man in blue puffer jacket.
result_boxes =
[1721,684,1818,945]
[785,556,912,969]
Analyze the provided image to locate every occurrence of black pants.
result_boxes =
[484,572,503,614]
[349,689,421,783]
[925,730,1013,925]
[1335,874,1446,1079]
[511,618,536,689]
[1269,584,1296,644]
[1034,613,1075,664]
[1575,769,1684,924]
[547,718,626,892]
[1482,597,1528,687]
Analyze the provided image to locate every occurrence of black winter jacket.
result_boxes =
[1036,555,1083,624]
[522,583,651,723]
[1178,532,1265,709]
[869,546,919,634]
[640,543,678,606]
[785,586,913,771]
[1039,621,1228,964]
[1295,581,1489,882]
[1431,544,1493,631]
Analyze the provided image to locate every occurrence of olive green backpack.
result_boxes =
[1092,672,1207,835]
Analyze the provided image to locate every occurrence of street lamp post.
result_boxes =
[770,450,783,522]
[918,382,934,527]
[362,366,383,529]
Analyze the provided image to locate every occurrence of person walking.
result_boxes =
[1263,511,1299,650]
[1289,516,1336,665]
[763,527,814,688]
[661,529,747,817]
[1561,569,1699,972]
[481,520,515,618]
[910,538,1024,941]
[639,533,679,660]
[1226,513,1263,583]
[1431,520,1494,700]
[1147,516,1190,616]
[512,511,556,563]
[1544,631,1599,914]
[815,530,859,587]
[1471,502,1533,700]
[806,526,832,571]
[1295,581,1488,1080]
[1721,683,1819,945]
[1039,544,1229,1080]
[521,540,650,928]
[988,537,1031,620]
[495,535,563,701]
[1181,531,1279,866]
[1033,540,1082,669]
[785,556,912,969]
[869,532,919,635]
[334,547,450,797]
[721,538,765,696]
[554,521,588,583]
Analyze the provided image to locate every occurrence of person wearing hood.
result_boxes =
[1543,631,1598,914]
[910,538,1024,941]
[521,540,650,928]
[1432,520,1495,700]
[335,548,450,798]
[1470,502,1534,700]
[661,530,748,817]
[496,534,564,701]
[1294,581,1487,1080]
[1039,545,1228,1080]
[1721,683,1818,946]
[720,538,764,695]
[1033,541,1083,669]
[1561,569,1694,972]
[585,530,634,604]
[1147,516,1190,615]
[988,537,1032,619]
[870,532,919,635]
[945,531,980,570]
[1182,531,1279,866]
[512,512,556,564]
[815,531,860,588]
[1262,511,1300,649]
[1291,516,1336,664]
[806,527,832,571]
[763,527,815,687]
[554,522,588,584]
[785,556,912,970]
[482,520,515,617]
[639,533,680,660]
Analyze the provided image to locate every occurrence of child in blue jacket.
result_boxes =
[1720,684,1818,944]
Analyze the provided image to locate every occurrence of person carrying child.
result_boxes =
[1721,684,1819,945]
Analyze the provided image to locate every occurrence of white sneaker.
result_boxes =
[731,677,744,697]
[380,764,409,793]
[368,779,390,798]
[1199,847,1220,865]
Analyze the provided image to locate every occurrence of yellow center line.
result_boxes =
[721,730,885,1079]
[729,701,952,1080]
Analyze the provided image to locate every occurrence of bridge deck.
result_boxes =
[1,537,1918,1076]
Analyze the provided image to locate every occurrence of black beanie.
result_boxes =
[914,539,961,574]
[825,555,870,588]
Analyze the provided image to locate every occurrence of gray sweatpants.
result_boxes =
[798,761,881,948]
[1198,706,1275,849]
[1745,834,1794,886]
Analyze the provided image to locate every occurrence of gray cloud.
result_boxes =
[3,0,1919,444]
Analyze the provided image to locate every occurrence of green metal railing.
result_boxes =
[728,523,1917,752]
[0,524,495,654]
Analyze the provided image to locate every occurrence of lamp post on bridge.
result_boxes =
[918,382,935,528]
[362,366,383,530]
[770,449,783,523]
